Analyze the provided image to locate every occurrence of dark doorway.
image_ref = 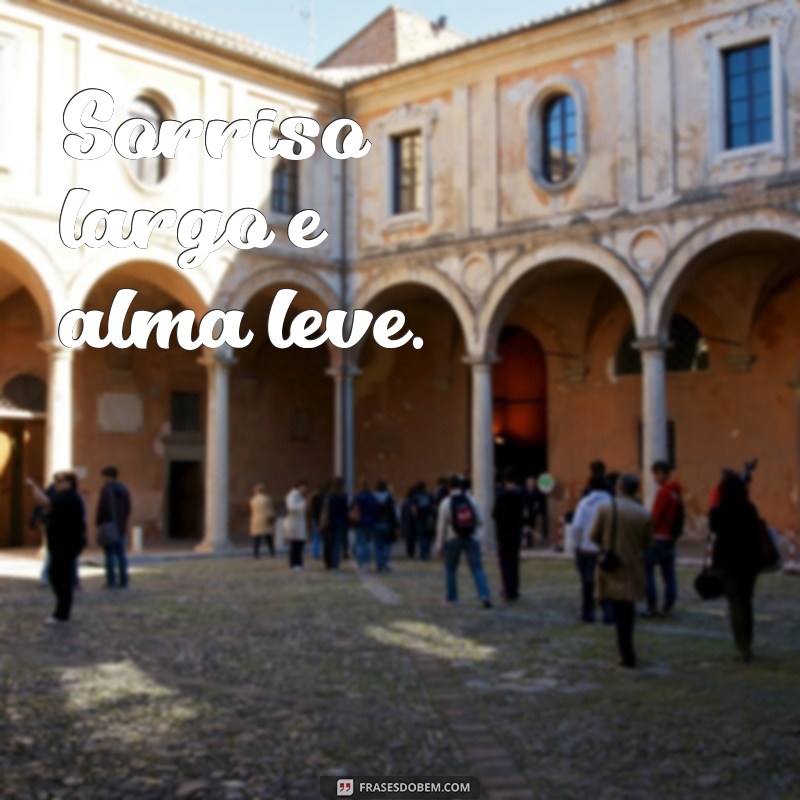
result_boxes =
[0,420,44,548]
[493,326,548,478]
[168,460,203,539]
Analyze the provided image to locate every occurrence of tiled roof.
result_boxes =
[68,0,623,88]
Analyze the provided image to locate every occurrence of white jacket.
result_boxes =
[568,490,609,554]
[284,488,308,541]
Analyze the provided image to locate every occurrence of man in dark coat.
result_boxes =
[493,468,526,601]
[27,472,85,623]
[96,466,132,588]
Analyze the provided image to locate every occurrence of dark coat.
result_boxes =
[47,489,86,559]
[95,481,132,537]
[493,486,525,539]
[709,501,761,574]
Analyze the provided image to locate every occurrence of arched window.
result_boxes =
[271,161,299,215]
[3,374,46,412]
[616,316,710,376]
[542,93,578,184]
[128,96,167,186]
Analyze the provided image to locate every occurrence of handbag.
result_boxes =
[598,498,621,573]
[348,499,361,526]
[694,535,724,600]
[757,517,781,573]
[96,485,120,547]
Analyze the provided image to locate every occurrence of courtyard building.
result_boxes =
[0,0,799,549]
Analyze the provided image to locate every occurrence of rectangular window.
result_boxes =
[723,41,772,150]
[171,391,201,433]
[271,161,299,216]
[391,131,423,215]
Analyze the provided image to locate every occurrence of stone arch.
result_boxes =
[0,219,65,338]
[224,263,339,314]
[650,209,800,338]
[70,245,212,314]
[353,265,476,353]
[478,241,646,354]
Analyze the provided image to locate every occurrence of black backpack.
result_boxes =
[450,493,477,538]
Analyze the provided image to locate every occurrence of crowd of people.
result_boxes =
[29,455,774,669]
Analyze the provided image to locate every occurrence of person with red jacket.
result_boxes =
[643,460,683,618]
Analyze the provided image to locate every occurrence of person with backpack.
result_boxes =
[492,468,525,602]
[373,479,398,573]
[643,460,683,618]
[435,475,492,608]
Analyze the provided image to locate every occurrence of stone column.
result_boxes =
[466,354,497,548]
[327,361,359,492]
[635,337,669,507]
[196,346,235,553]
[39,340,75,477]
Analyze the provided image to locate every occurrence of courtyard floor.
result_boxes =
[1,549,799,800]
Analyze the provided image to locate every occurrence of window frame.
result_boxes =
[123,92,173,193]
[270,159,300,217]
[541,93,579,185]
[389,129,424,217]
[708,26,785,165]
[527,79,587,193]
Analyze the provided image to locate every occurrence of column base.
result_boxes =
[194,538,235,555]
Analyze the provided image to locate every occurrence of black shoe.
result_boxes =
[482,599,493,609]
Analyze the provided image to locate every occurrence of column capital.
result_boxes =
[198,346,237,369]
[632,336,671,354]
[463,352,499,369]
[38,339,77,359]
[325,363,361,380]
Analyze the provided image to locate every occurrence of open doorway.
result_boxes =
[493,326,548,478]
[168,460,203,539]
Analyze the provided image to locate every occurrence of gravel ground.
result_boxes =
[1,550,798,799]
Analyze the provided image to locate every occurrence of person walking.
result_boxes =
[493,468,525,602]
[26,472,86,624]
[709,471,762,663]
[373,479,398,573]
[95,466,132,589]
[589,474,652,668]
[569,475,614,623]
[435,475,492,608]
[249,484,275,558]
[411,482,435,561]
[322,477,349,570]
[352,480,378,571]
[643,460,683,618]
[285,480,309,570]
[401,487,416,559]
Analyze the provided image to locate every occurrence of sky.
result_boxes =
[150,0,580,65]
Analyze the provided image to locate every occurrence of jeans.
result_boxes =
[355,525,374,569]
[611,600,636,666]
[289,540,305,568]
[311,527,322,560]
[497,529,522,600]
[444,538,491,603]
[417,519,432,561]
[104,538,128,587]
[326,523,346,569]
[645,539,677,612]
[574,551,614,623]
[49,556,75,620]
[374,523,393,572]
[719,568,757,654]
